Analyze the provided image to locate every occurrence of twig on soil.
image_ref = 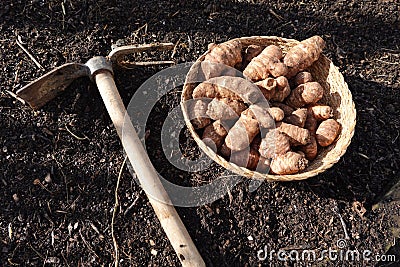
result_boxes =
[64,125,89,140]
[29,243,45,259]
[52,155,69,202]
[15,37,45,70]
[171,37,182,58]
[269,9,283,21]
[79,228,99,258]
[112,156,128,267]
[332,204,350,240]
[376,59,399,65]
[123,194,140,216]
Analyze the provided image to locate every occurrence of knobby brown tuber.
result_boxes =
[206,98,247,121]
[284,108,308,128]
[270,151,308,175]
[316,119,341,147]
[284,35,325,77]
[276,122,311,145]
[204,39,243,67]
[243,45,288,80]
[286,82,324,108]
[225,109,260,151]
[259,130,291,158]
[187,98,211,129]
[202,120,229,151]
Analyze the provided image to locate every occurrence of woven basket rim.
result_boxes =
[181,36,357,182]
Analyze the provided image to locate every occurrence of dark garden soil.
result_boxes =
[1,0,400,266]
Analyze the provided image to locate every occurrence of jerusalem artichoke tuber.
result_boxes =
[230,148,261,170]
[284,36,325,77]
[192,76,262,104]
[248,102,275,129]
[286,82,324,108]
[294,71,313,86]
[204,39,243,67]
[308,104,333,120]
[271,76,291,102]
[284,108,308,128]
[243,45,288,80]
[299,135,318,160]
[267,107,285,122]
[270,151,308,175]
[238,45,264,69]
[276,122,311,145]
[225,109,260,151]
[206,98,247,121]
[219,143,231,158]
[304,110,318,133]
[259,130,291,158]
[186,98,211,129]
[271,102,295,117]
[316,119,340,147]
[255,78,276,100]
[202,120,229,151]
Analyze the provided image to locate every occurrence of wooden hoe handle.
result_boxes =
[94,70,205,267]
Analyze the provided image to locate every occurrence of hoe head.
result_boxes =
[16,43,175,110]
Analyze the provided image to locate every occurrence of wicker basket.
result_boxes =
[181,36,356,182]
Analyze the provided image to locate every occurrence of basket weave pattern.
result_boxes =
[181,36,356,181]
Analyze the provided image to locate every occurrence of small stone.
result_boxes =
[150,249,158,256]
[12,193,19,202]
[149,239,155,246]
[247,235,253,241]
[44,173,52,183]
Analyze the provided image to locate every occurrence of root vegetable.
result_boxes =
[271,102,294,116]
[259,130,291,158]
[238,45,264,70]
[271,76,291,102]
[286,82,324,108]
[276,122,311,145]
[308,104,333,120]
[299,135,318,160]
[202,120,229,151]
[250,135,262,151]
[186,61,238,82]
[219,143,231,158]
[248,102,275,129]
[270,151,308,175]
[294,71,313,86]
[284,108,308,128]
[225,109,260,151]
[243,45,288,80]
[186,98,211,129]
[316,119,340,146]
[230,148,261,170]
[243,45,264,63]
[268,107,285,122]
[255,78,276,100]
[284,36,325,77]
[192,76,262,104]
[204,39,242,67]
[304,110,318,133]
[206,98,247,120]
[256,156,271,173]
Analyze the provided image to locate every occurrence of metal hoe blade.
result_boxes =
[16,43,175,110]
[16,63,89,110]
